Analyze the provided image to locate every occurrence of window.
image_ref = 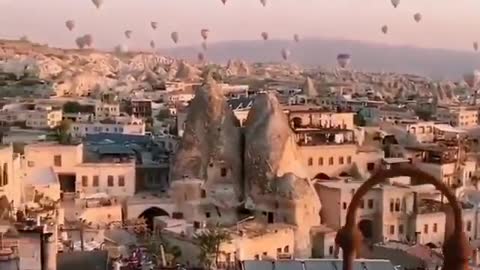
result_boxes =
[347,156,352,164]
[308,158,313,166]
[368,199,374,209]
[433,223,438,233]
[28,161,35,167]
[220,168,227,177]
[339,156,344,165]
[277,248,282,254]
[82,176,88,187]
[107,175,114,187]
[93,176,99,187]
[399,225,404,234]
[205,212,211,218]
[329,157,334,165]
[360,199,364,209]
[424,224,429,234]
[201,189,207,198]
[389,225,395,235]
[54,155,62,167]
[318,157,324,166]
[118,175,125,187]
[329,246,334,255]
[284,246,289,253]
[367,162,375,171]
[395,199,401,212]
[390,199,394,212]
[262,252,267,257]
[254,255,259,260]
[343,202,347,210]
[467,221,472,232]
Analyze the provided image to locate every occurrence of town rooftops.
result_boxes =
[57,251,108,270]
[242,259,397,270]
[228,221,295,238]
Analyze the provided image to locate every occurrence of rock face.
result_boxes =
[171,79,243,206]
[243,92,321,257]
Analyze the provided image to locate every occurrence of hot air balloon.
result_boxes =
[201,42,208,51]
[221,0,227,5]
[198,52,205,62]
[75,37,86,49]
[474,42,479,52]
[171,32,179,44]
[337,54,351,68]
[91,0,103,9]
[65,20,75,31]
[281,48,290,61]
[201,29,209,41]
[464,70,480,88]
[150,40,156,49]
[83,34,93,47]
[414,13,422,23]
[293,34,300,43]
[391,0,400,8]
[151,22,158,30]
[381,25,388,34]
[261,32,269,41]
[125,30,132,39]
[115,44,128,54]
[260,0,267,7]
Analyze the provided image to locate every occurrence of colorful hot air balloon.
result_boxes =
[293,34,300,43]
[381,25,389,34]
[391,0,400,8]
[201,29,209,41]
[75,37,85,49]
[198,52,205,62]
[464,70,480,88]
[65,20,75,31]
[150,40,156,49]
[261,32,269,41]
[260,0,267,7]
[91,0,103,9]
[151,22,158,30]
[171,32,179,44]
[125,30,132,39]
[83,34,93,47]
[474,42,479,52]
[414,13,422,23]
[201,42,208,51]
[281,48,290,61]
[337,54,351,68]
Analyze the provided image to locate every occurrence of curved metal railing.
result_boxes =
[334,163,472,270]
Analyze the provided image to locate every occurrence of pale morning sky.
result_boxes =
[0,0,479,51]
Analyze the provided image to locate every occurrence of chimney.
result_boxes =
[42,232,57,270]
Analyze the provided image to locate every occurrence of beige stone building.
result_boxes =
[436,106,479,128]
[0,145,21,208]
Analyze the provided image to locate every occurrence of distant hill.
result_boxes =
[163,39,480,80]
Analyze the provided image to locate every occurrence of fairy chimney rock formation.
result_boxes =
[171,78,243,211]
[243,92,321,258]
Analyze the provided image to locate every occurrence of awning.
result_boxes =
[434,124,466,134]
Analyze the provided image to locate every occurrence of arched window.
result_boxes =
[389,199,394,212]
[307,158,313,166]
[395,198,401,212]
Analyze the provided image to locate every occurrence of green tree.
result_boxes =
[354,112,366,127]
[56,119,72,145]
[156,109,171,121]
[194,226,232,269]
[62,101,83,113]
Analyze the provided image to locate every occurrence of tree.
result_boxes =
[142,233,182,266]
[354,112,367,127]
[56,119,72,144]
[156,109,171,121]
[62,101,83,113]
[194,226,232,269]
